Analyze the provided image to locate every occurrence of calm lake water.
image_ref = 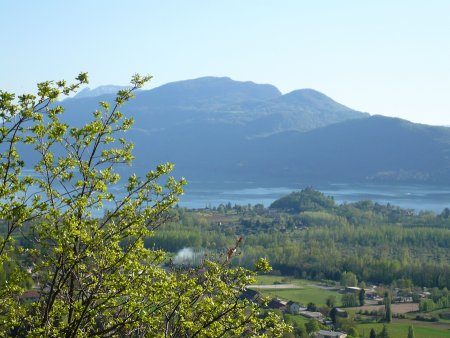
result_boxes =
[178,182,450,213]
[19,169,450,214]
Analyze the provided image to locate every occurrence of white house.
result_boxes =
[315,330,347,338]
[299,311,323,320]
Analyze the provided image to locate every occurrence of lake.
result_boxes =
[18,172,450,214]
[178,182,450,213]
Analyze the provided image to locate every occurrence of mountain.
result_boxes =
[125,114,450,184]
[39,77,450,185]
[73,85,132,98]
[237,115,450,183]
[61,77,367,134]
[140,76,282,106]
[234,88,367,136]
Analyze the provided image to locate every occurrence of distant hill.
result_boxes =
[234,88,367,136]
[62,77,367,134]
[270,187,336,212]
[40,77,450,185]
[73,85,132,98]
[237,115,450,183]
[141,76,282,107]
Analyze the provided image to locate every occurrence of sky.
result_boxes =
[1,1,450,126]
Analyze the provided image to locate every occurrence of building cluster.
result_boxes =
[240,288,348,337]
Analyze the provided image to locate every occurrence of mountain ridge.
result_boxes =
[73,85,132,98]
[49,77,450,185]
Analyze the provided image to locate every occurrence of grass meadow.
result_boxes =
[252,275,450,338]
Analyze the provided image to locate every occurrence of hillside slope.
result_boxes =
[34,77,450,185]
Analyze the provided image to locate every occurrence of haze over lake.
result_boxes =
[178,182,450,213]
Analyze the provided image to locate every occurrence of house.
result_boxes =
[267,298,287,310]
[365,290,377,300]
[344,286,361,293]
[240,288,260,303]
[286,301,302,314]
[395,296,413,303]
[418,291,431,299]
[299,311,323,320]
[314,330,347,338]
[335,308,348,318]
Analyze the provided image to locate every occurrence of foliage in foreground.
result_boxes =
[0,74,289,337]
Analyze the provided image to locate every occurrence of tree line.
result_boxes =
[148,189,449,289]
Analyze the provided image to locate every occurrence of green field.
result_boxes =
[252,276,450,338]
[283,314,308,328]
[254,275,340,306]
[258,287,340,307]
[356,320,450,338]
[255,275,297,285]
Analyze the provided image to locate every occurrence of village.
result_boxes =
[240,277,446,338]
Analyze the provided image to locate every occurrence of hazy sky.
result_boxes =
[1,1,449,125]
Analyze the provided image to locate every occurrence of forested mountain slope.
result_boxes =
[46,77,450,184]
